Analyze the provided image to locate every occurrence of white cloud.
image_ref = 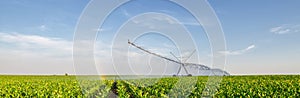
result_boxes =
[122,9,131,17]
[0,32,72,57]
[245,44,255,51]
[0,32,74,74]
[270,24,300,34]
[92,28,105,32]
[152,16,176,25]
[39,25,48,31]
[131,13,200,29]
[180,18,201,26]
[219,44,256,56]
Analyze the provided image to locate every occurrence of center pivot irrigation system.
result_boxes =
[128,40,230,76]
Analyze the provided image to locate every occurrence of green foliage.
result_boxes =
[0,75,299,97]
[0,75,112,97]
[115,75,300,97]
[214,75,300,97]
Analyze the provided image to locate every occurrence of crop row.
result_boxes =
[0,75,299,97]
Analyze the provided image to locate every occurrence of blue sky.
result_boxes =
[0,0,299,75]
[0,0,89,39]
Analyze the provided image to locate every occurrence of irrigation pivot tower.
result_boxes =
[128,40,230,76]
